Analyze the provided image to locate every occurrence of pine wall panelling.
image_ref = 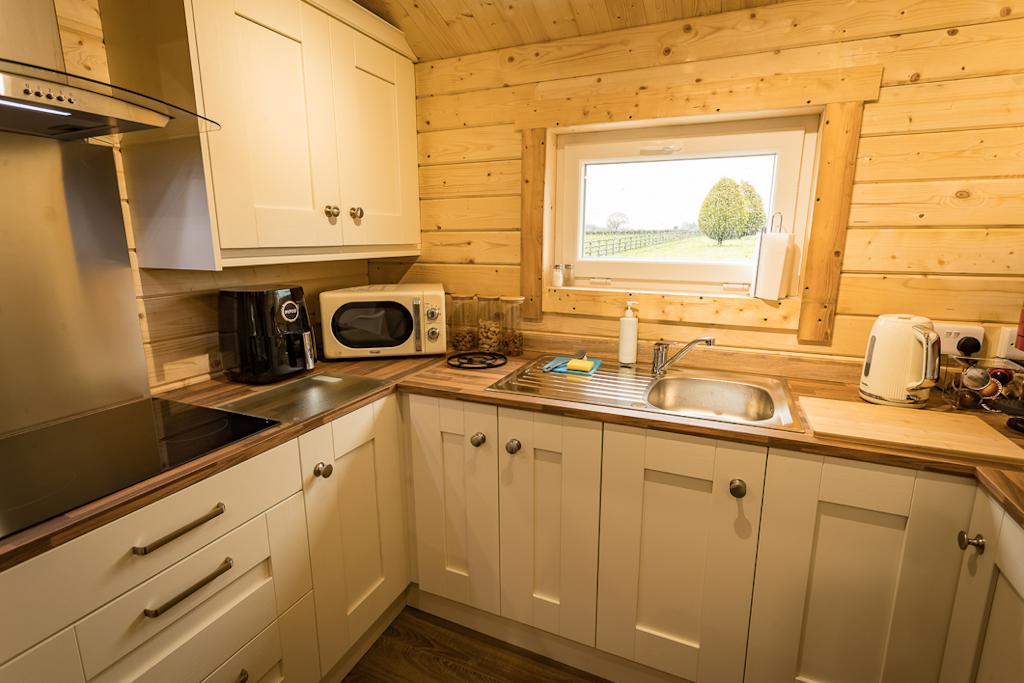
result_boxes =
[56,0,371,393]
[375,0,1024,360]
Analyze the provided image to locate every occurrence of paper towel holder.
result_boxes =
[750,212,792,301]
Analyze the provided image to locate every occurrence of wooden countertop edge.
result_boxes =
[3,352,1024,572]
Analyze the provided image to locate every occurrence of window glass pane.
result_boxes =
[581,154,776,263]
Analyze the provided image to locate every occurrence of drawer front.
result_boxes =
[201,621,282,683]
[76,515,272,679]
[90,568,277,683]
[0,440,300,665]
[0,628,84,683]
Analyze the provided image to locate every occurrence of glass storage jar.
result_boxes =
[500,296,525,356]
[450,294,477,352]
[477,295,502,353]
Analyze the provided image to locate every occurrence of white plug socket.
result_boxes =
[933,323,985,356]
[996,326,1024,361]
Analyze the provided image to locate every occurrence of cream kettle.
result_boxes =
[860,314,940,408]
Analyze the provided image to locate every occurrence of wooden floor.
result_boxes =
[344,608,613,683]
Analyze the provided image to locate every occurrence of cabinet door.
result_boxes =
[496,409,603,646]
[299,395,408,675]
[596,425,766,683]
[192,0,336,249]
[333,29,417,246]
[939,490,1024,683]
[746,451,976,683]
[409,395,500,614]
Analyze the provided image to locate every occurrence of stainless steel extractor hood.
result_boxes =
[0,0,217,140]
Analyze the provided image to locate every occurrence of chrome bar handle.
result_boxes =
[958,531,985,554]
[302,329,316,370]
[143,557,234,618]
[412,298,422,352]
[132,503,226,556]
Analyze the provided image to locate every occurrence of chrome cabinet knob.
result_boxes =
[325,205,341,217]
[314,462,333,478]
[506,439,522,454]
[349,207,364,219]
[729,478,747,498]
[958,530,985,554]
[470,432,486,447]
[324,205,333,217]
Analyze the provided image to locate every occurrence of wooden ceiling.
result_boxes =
[354,0,796,62]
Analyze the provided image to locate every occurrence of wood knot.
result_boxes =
[662,47,672,56]
[909,72,921,82]
[749,12,756,19]
[955,190,971,199]
[1000,6,1011,16]
[682,24,692,33]
[947,28,959,35]
[507,55,515,63]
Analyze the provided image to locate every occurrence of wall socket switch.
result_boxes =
[997,326,1024,361]
[933,323,985,356]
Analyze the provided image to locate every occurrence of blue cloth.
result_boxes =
[542,357,602,377]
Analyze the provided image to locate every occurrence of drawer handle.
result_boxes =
[236,670,249,683]
[729,478,747,498]
[143,557,234,618]
[958,530,985,554]
[132,503,226,556]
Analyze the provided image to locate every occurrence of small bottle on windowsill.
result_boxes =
[552,264,563,287]
[563,264,575,287]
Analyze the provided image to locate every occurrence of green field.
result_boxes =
[584,233,758,261]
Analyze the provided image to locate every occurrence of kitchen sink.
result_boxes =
[488,355,803,432]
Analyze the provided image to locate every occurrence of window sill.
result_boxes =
[543,287,800,330]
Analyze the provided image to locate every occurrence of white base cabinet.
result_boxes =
[746,451,976,683]
[299,394,409,676]
[940,489,1024,683]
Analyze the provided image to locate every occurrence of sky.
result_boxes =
[582,154,777,231]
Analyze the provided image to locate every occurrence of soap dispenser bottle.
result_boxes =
[619,301,639,365]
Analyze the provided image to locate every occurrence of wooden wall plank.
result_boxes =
[54,0,103,39]
[515,67,882,130]
[59,27,109,82]
[416,87,527,131]
[855,127,1024,182]
[144,333,221,389]
[418,125,522,165]
[848,178,1024,227]
[520,129,547,319]
[861,74,1024,136]
[836,274,1024,323]
[414,0,1024,96]
[419,159,522,198]
[138,260,370,297]
[369,261,521,296]
[543,288,802,329]
[420,196,522,231]
[419,231,521,263]
[844,228,1024,275]
[797,101,863,343]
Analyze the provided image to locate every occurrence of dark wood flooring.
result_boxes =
[343,608,613,683]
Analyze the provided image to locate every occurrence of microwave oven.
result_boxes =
[320,284,447,358]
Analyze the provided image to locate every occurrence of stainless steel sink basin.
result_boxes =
[488,356,802,432]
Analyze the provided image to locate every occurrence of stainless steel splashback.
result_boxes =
[0,132,150,436]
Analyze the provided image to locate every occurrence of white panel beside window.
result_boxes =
[554,116,818,293]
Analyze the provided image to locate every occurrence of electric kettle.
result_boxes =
[860,314,940,408]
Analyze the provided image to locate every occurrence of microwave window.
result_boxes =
[331,302,413,348]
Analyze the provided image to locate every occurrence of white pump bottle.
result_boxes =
[618,301,639,365]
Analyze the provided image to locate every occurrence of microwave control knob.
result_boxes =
[427,327,440,341]
[426,306,440,321]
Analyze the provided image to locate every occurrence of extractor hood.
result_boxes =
[0,0,217,140]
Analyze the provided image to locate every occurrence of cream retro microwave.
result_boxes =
[320,284,447,358]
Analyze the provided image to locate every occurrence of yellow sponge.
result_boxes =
[566,358,595,372]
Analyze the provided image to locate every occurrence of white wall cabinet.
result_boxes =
[103,0,420,270]
[746,451,976,683]
[940,489,1024,683]
[596,425,766,683]
[298,394,409,676]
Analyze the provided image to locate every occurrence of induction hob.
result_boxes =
[0,398,278,540]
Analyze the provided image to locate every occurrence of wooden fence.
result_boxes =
[583,230,691,257]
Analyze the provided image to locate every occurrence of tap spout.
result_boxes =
[651,337,715,378]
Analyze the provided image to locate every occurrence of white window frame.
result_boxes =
[554,115,819,293]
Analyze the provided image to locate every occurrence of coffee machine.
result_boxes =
[218,286,316,384]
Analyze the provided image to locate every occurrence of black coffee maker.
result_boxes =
[218,286,316,384]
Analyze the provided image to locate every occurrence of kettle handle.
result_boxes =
[908,325,940,390]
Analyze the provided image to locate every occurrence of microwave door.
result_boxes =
[331,301,414,351]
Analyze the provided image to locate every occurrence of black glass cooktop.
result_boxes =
[0,398,278,540]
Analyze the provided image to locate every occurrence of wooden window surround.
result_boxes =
[519,66,881,344]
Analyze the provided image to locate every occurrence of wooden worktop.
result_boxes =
[2,350,1023,572]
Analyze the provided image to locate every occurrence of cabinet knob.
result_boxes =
[324,205,341,217]
[506,439,521,455]
[314,462,333,479]
[236,670,249,683]
[729,478,747,498]
[350,207,364,219]
[324,205,333,217]
[957,530,985,554]
[470,432,486,447]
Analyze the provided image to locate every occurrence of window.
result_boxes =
[555,116,819,293]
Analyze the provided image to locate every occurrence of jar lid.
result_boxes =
[478,294,500,300]
[451,293,474,299]
[500,296,526,302]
